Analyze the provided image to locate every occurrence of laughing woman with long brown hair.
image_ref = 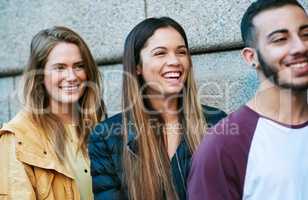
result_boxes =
[88,17,226,200]
[0,26,105,200]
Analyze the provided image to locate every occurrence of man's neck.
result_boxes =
[247,81,308,125]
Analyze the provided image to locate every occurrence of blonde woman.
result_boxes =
[0,26,106,200]
[88,17,226,200]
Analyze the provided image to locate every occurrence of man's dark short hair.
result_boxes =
[240,0,305,47]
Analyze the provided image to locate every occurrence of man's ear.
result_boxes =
[241,47,259,69]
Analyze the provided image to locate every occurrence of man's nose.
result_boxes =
[289,36,307,56]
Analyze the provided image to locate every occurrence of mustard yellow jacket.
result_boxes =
[0,111,81,200]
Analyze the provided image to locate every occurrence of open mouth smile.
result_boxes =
[162,71,182,79]
[59,85,81,92]
[286,60,308,68]
[286,60,308,76]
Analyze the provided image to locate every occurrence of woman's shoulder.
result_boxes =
[88,113,125,166]
[201,105,227,128]
[1,111,35,137]
[89,112,124,145]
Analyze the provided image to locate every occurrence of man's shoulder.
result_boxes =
[188,106,259,199]
[198,105,260,156]
[208,105,259,136]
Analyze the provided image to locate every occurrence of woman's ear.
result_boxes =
[136,64,142,75]
[241,47,259,69]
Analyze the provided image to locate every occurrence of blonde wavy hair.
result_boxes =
[23,26,106,162]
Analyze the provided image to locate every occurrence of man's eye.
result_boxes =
[302,32,308,38]
[272,38,286,43]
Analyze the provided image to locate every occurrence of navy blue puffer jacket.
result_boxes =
[88,105,226,200]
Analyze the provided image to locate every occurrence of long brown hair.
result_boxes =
[23,26,106,162]
[122,17,206,200]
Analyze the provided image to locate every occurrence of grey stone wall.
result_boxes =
[1,0,307,124]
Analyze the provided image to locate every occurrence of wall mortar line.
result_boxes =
[143,0,148,18]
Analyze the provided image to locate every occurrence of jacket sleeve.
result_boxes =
[0,132,36,200]
[88,129,123,200]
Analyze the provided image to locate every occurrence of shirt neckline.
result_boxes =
[244,105,308,129]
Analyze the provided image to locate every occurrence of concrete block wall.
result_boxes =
[1,0,307,124]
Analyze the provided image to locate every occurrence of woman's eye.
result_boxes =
[177,50,187,55]
[153,51,166,56]
[54,65,65,71]
[74,64,85,70]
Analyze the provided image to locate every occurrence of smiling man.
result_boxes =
[188,0,308,199]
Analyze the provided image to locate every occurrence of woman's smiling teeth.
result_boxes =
[162,71,182,79]
[60,85,80,92]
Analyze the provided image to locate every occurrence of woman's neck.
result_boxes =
[147,92,179,117]
[147,94,182,159]
[49,101,79,124]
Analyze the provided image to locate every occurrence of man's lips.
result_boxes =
[286,60,308,68]
[287,61,308,76]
